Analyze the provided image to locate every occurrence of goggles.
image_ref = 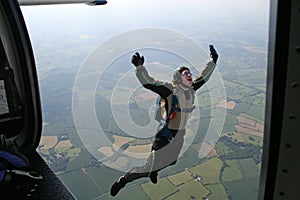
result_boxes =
[181,71,192,77]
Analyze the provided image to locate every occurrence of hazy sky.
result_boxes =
[20,0,270,69]
[21,0,269,18]
[21,0,270,36]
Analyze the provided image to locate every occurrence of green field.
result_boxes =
[95,184,150,200]
[239,158,261,178]
[226,132,263,146]
[189,157,223,184]
[221,160,244,182]
[223,176,259,200]
[178,180,210,199]
[206,184,228,200]
[38,40,266,199]
[167,170,193,186]
[42,76,265,199]
[142,178,177,199]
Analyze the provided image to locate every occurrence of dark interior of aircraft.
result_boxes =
[0,0,299,199]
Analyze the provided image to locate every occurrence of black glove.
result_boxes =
[131,52,144,67]
[209,45,218,64]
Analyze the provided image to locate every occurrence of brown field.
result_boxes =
[124,144,152,159]
[39,136,58,150]
[237,116,256,126]
[112,135,150,159]
[98,146,114,157]
[236,115,264,137]
[55,140,73,148]
[112,135,135,151]
[235,125,263,137]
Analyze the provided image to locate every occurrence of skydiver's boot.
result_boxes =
[110,176,127,196]
[149,171,158,184]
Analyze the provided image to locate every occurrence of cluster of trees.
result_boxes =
[39,148,70,173]
[218,136,262,164]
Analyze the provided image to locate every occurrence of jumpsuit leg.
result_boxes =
[124,130,185,183]
[124,135,168,182]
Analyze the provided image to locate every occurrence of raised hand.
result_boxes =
[209,45,218,64]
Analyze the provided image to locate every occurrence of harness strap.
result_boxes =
[165,94,178,124]
[173,106,195,113]
[165,94,194,123]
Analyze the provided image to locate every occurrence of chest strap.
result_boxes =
[173,106,195,113]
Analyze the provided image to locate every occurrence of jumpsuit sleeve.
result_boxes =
[192,59,216,91]
[135,65,172,98]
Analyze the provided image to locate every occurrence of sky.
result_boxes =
[20,0,270,73]
[21,0,270,36]
[20,0,270,67]
[21,0,269,17]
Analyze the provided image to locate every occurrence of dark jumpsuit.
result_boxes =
[124,60,216,182]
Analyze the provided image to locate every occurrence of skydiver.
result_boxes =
[110,45,219,196]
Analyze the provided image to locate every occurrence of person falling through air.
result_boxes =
[110,45,219,196]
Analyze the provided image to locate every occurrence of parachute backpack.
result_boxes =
[154,92,194,142]
[154,94,179,142]
[154,94,179,128]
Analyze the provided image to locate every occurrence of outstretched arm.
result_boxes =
[192,45,218,91]
[132,52,172,98]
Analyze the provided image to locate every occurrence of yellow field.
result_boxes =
[217,100,237,109]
